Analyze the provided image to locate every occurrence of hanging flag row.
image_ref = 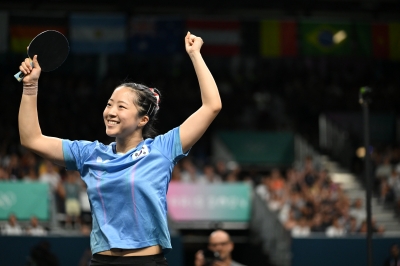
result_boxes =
[2,12,400,60]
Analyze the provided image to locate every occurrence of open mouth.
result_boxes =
[107,120,120,126]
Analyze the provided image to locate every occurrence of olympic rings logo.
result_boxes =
[0,191,17,210]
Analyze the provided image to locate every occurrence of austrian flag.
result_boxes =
[186,19,240,56]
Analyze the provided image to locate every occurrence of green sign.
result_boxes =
[0,182,49,220]
[217,131,294,166]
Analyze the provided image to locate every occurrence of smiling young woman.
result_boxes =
[17,32,221,266]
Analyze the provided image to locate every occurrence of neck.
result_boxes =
[223,257,232,264]
[115,132,144,154]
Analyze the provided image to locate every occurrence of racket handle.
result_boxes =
[14,62,34,82]
[14,71,25,82]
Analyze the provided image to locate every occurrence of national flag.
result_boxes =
[9,13,67,53]
[0,12,8,53]
[186,19,240,56]
[372,23,389,59]
[372,23,400,60]
[129,17,184,55]
[260,20,297,57]
[70,13,127,54]
[300,21,352,56]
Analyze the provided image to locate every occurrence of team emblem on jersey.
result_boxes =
[132,145,149,160]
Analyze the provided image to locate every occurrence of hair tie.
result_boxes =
[147,88,160,115]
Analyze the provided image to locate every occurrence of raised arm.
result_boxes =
[18,56,65,166]
[180,32,222,153]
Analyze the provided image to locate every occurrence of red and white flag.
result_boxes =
[186,19,240,56]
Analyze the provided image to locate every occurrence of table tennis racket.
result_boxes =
[14,30,69,82]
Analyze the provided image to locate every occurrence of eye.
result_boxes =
[106,103,111,107]
[119,105,126,109]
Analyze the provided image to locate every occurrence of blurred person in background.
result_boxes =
[26,216,47,236]
[180,157,199,183]
[22,166,38,182]
[197,164,222,184]
[18,31,221,266]
[349,198,366,227]
[0,166,9,180]
[194,230,246,266]
[25,240,59,266]
[214,160,229,181]
[325,217,345,237]
[2,213,23,235]
[268,191,285,212]
[6,153,21,180]
[376,156,392,194]
[345,217,359,235]
[269,168,285,196]
[291,217,311,237]
[255,175,270,201]
[60,171,82,229]
[39,160,62,193]
[384,244,400,266]
[310,213,325,233]
[283,209,298,231]
[39,160,64,221]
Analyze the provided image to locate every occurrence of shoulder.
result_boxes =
[63,139,111,152]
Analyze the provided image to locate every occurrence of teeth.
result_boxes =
[108,121,118,125]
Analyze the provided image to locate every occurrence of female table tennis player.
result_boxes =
[18,32,221,266]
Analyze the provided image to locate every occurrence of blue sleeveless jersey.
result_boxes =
[62,127,188,254]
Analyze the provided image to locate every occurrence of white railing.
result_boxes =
[319,114,354,168]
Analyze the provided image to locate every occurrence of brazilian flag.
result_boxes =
[300,21,352,56]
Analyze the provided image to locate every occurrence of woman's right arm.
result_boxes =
[18,56,65,166]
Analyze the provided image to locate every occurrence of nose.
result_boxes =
[106,105,117,117]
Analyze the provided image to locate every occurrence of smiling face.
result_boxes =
[103,86,148,139]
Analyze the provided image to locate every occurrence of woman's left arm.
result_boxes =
[180,32,222,153]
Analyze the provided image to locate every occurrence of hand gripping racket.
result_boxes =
[14,30,69,82]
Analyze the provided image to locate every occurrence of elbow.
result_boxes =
[214,103,222,114]
[212,101,222,114]
[20,138,31,150]
[20,135,38,151]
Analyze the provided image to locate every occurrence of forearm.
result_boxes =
[18,92,43,148]
[190,52,222,112]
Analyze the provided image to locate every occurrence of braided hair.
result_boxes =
[117,82,161,139]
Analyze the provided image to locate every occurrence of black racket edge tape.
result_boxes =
[14,30,70,82]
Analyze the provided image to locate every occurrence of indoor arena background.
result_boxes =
[0,0,400,265]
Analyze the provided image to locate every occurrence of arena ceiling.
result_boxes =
[1,0,399,18]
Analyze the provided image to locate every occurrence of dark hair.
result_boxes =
[117,82,161,139]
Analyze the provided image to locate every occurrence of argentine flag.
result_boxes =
[70,13,126,54]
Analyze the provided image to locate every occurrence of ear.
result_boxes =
[138,115,149,128]
[227,242,234,253]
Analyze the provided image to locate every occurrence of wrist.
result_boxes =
[23,81,38,96]
[188,51,201,59]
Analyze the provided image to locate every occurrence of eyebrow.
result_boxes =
[108,99,129,104]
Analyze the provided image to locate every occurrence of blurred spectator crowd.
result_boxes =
[255,156,386,237]
[0,54,399,236]
[372,145,400,219]
[0,147,389,237]
[0,150,91,235]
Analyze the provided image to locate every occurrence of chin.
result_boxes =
[105,129,118,138]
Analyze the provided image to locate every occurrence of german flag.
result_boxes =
[10,14,67,53]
